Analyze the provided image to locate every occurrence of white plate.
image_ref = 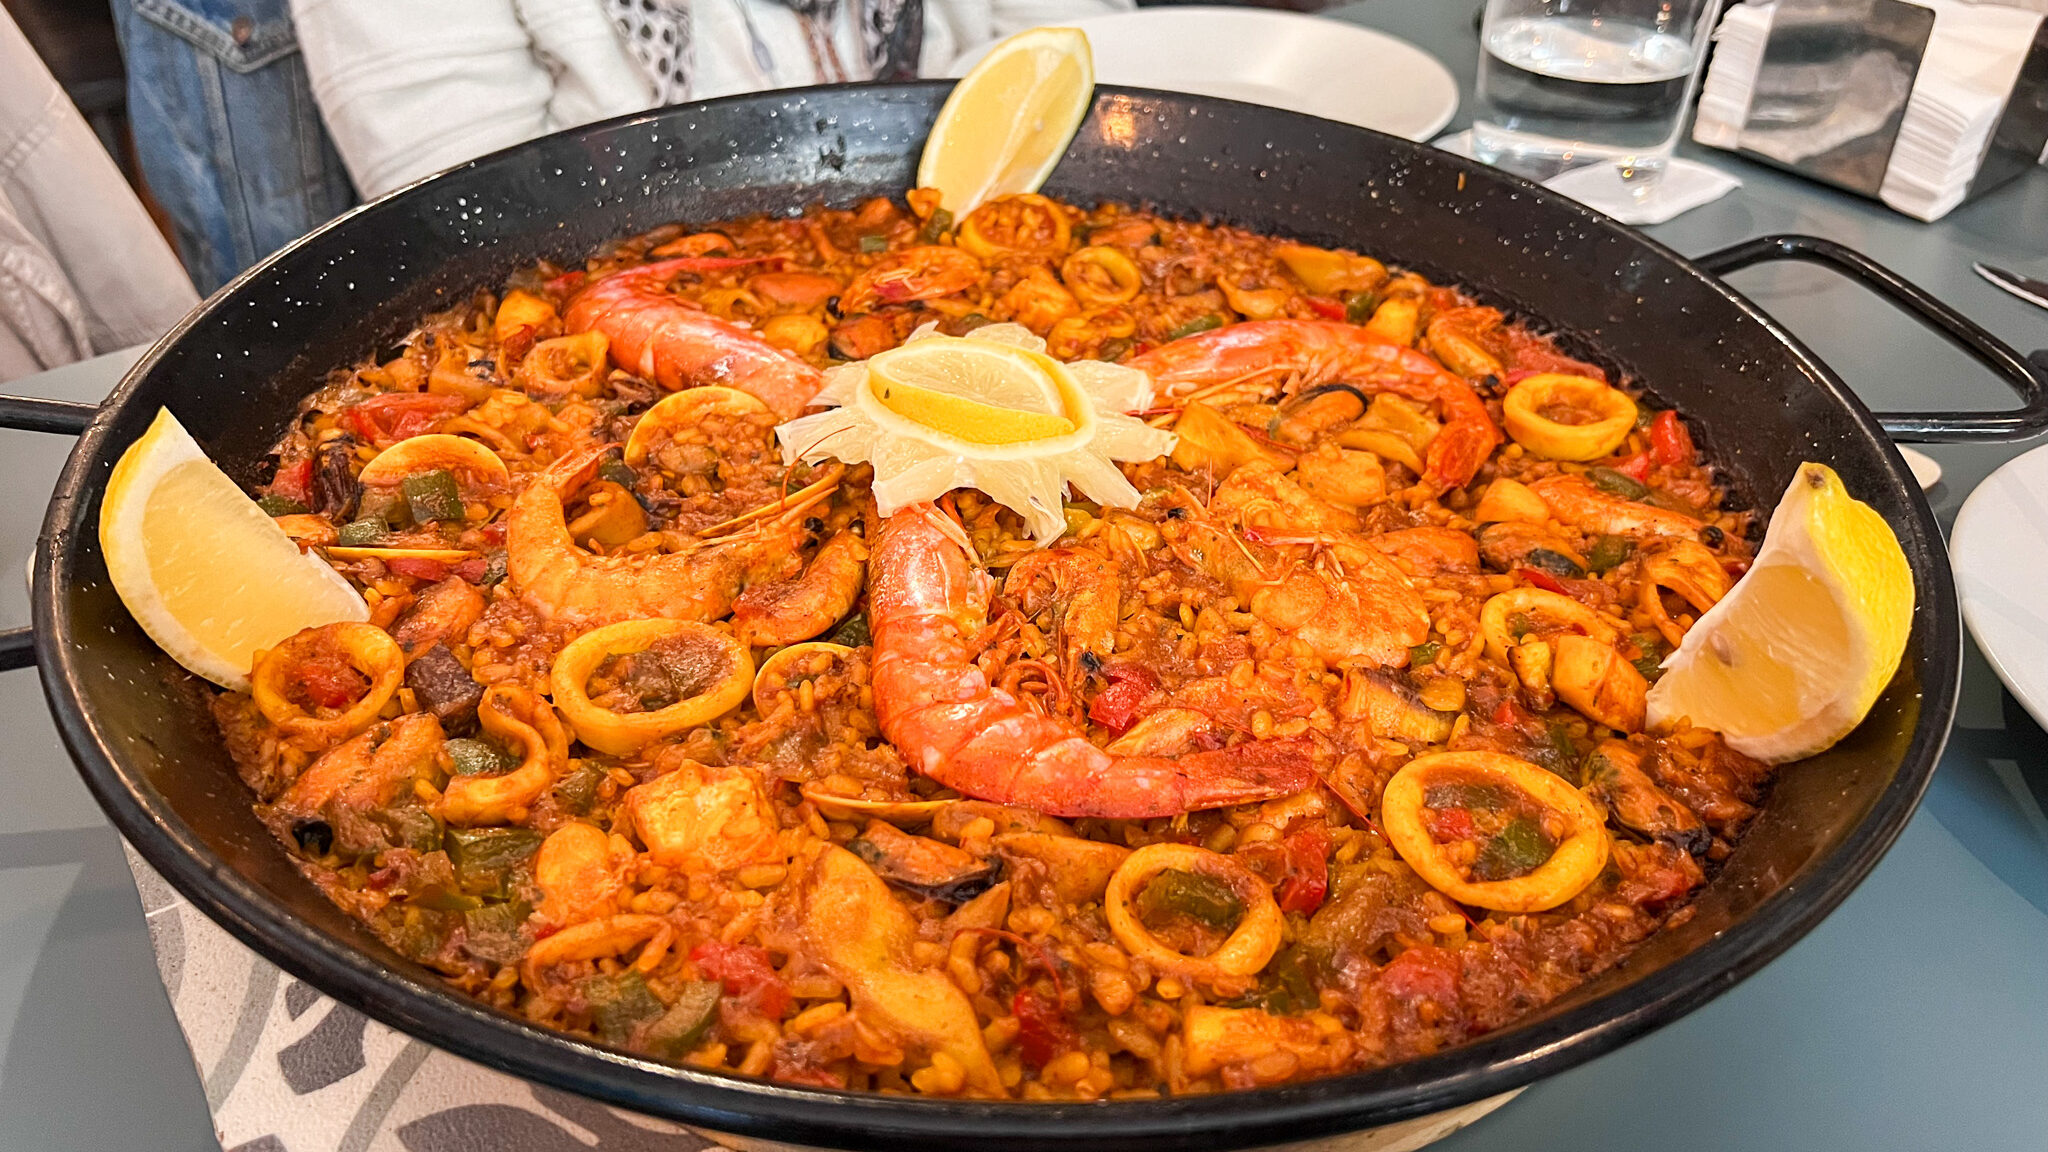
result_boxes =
[1952,442,2048,731]
[947,8,1459,143]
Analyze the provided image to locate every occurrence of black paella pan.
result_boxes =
[5,83,2045,1151]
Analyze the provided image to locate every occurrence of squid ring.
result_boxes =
[623,385,771,467]
[550,620,752,756]
[1059,246,1142,307]
[357,433,511,488]
[250,623,404,743]
[1502,374,1638,462]
[1479,587,1620,665]
[442,684,570,826]
[516,332,612,399]
[958,193,1071,260]
[1380,751,1610,913]
[1105,843,1283,992]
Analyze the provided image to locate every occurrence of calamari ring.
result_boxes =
[1059,246,1142,307]
[441,683,570,826]
[623,385,771,467]
[958,193,1070,260]
[1507,368,1630,455]
[1479,587,1621,665]
[1105,843,1283,994]
[250,623,404,743]
[357,433,510,488]
[1502,374,1638,462]
[517,332,611,398]
[1380,751,1610,913]
[550,619,752,756]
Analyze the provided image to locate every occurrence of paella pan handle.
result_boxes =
[1696,234,2048,443]
[0,395,97,672]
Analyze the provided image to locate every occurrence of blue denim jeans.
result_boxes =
[110,0,357,294]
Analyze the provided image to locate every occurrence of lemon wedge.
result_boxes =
[868,339,1077,444]
[918,27,1094,217]
[99,408,367,691]
[776,324,1174,542]
[1645,462,1913,763]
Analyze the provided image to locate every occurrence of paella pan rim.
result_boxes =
[31,82,1957,1151]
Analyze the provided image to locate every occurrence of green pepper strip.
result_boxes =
[1135,867,1244,931]
[1165,314,1225,342]
[1469,816,1556,882]
[585,970,667,1044]
[1589,467,1651,501]
[403,469,465,523]
[1344,291,1379,324]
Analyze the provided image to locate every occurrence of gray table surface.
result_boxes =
[3,3,2045,1148]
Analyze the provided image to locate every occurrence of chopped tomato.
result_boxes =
[1515,566,1567,594]
[271,458,314,506]
[453,557,490,583]
[1087,664,1159,735]
[1012,988,1077,1069]
[1303,296,1347,321]
[1379,945,1462,1007]
[297,652,366,709]
[1614,452,1653,482]
[690,942,792,1019]
[344,393,468,447]
[385,557,451,582]
[1275,825,1331,914]
[1648,410,1695,468]
[1424,807,1477,841]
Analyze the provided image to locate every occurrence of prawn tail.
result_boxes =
[1170,735,1319,811]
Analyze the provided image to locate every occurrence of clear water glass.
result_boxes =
[1471,0,1726,200]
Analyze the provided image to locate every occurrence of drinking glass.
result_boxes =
[1471,0,1726,200]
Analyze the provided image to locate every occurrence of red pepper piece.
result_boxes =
[1012,988,1078,1069]
[1304,296,1347,321]
[690,941,793,1019]
[271,458,314,506]
[1515,566,1567,594]
[1087,664,1160,736]
[1424,807,1477,841]
[452,557,489,584]
[1614,452,1653,482]
[344,393,469,447]
[1275,825,1331,914]
[1648,410,1695,468]
[298,652,367,708]
[385,557,451,582]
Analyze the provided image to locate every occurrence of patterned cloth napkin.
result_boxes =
[122,845,1514,1152]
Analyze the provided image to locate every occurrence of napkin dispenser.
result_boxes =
[1693,0,2048,220]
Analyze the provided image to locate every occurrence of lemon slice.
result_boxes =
[776,324,1175,542]
[918,27,1094,217]
[99,409,367,691]
[868,339,1077,444]
[1645,462,1913,763]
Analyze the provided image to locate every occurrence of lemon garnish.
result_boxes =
[1646,462,1914,763]
[98,408,367,691]
[776,324,1174,542]
[918,27,1095,217]
[873,378,1078,444]
[869,339,1078,444]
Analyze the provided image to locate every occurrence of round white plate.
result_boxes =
[948,8,1459,143]
[1952,442,2048,731]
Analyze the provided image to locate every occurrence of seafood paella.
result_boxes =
[207,190,1789,1100]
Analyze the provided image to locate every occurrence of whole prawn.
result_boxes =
[1130,319,1502,491]
[867,504,1315,819]
[507,444,835,625]
[563,257,823,419]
